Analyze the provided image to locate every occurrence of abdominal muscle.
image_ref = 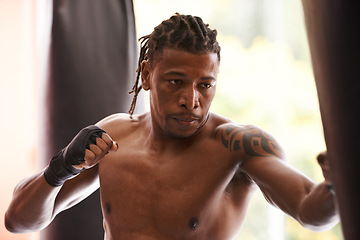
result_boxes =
[98,152,255,240]
[101,191,252,240]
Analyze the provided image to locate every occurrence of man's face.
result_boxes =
[141,48,219,138]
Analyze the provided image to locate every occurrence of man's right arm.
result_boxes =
[4,167,98,233]
[5,125,118,233]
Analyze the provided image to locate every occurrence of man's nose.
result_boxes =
[178,87,199,110]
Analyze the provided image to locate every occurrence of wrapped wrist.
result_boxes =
[44,149,83,187]
[43,125,105,187]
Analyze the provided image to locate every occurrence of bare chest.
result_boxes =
[98,140,252,239]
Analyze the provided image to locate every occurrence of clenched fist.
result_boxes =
[44,125,118,187]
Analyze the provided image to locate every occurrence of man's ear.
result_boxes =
[141,60,151,91]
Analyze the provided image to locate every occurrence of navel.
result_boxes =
[105,202,111,215]
[189,217,199,230]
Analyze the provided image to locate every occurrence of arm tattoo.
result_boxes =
[215,124,284,159]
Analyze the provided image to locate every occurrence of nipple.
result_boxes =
[105,202,111,215]
[189,217,199,230]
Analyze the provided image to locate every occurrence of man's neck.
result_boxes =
[144,112,209,152]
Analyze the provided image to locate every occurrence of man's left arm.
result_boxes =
[216,123,339,231]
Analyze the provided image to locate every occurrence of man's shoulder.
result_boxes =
[96,112,149,140]
[210,113,258,136]
[210,113,259,147]
[97,112,134,127]
[211,114,284,159]
[214,122,259,152]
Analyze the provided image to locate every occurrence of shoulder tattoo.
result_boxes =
[215,124,284,159]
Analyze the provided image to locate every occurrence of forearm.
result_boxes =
[5,125,114,233]
[5,171,61,233]
[297,181,339,231]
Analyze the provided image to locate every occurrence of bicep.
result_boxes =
[53,165,100,217]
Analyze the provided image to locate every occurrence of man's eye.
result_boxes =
[169,80,182,85]
[201,83,213,89]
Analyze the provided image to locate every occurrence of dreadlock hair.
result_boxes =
[128,13,221,116]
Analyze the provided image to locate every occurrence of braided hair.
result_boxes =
[128,13,221,116]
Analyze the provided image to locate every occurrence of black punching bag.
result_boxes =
[302,1,360,239]
[40,0,138,239]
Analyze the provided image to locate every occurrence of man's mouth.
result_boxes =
[171,114,200,125]
[174,117,197,124]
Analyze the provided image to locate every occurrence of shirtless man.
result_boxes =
[5,13,339,239]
